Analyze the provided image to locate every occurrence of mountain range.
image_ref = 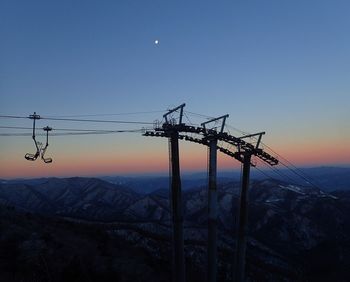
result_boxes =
[0,167,350,281]
[3,166,349,193]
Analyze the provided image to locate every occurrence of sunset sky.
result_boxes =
[1,0,349,179]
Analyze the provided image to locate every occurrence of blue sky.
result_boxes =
[0,0,349,178]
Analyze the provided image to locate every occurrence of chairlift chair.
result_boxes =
[24,112,41,161]
[41,126,53,163]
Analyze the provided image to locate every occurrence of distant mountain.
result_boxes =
[101,166,350,193]
[100,175,210,194]
[1,177,50,186]
[1,175,350,280]
[3,166,348,194]
[0,177,139,221]
[297,166,350,191]
[250,166,350,192]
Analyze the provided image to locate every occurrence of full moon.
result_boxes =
[154,40,159,45]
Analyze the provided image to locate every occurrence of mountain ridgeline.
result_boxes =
[0,167,350,281]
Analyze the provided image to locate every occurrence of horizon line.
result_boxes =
[2,164,350,181]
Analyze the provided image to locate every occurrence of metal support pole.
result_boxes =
[169,131,185,282]
[208,138,218,282]
[234,152,252,282]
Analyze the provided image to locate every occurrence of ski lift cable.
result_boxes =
[0,125,148,132]
[0,114,154,125]
[44,110,166,118]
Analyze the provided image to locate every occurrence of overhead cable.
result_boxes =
[0,114,154,125]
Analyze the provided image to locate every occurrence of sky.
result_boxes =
[0,0,349,179]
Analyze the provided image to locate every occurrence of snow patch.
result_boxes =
[265,199,283,203]
[318,190,338,199]
[279,185,306,195]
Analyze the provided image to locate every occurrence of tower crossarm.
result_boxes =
[143,130,256,166]
[146,121,278,166]
[163,103,186,125]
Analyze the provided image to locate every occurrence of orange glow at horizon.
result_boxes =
[0,137,349,179]
[269,138,350,166]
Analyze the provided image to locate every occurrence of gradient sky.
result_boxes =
[1,0,349,179]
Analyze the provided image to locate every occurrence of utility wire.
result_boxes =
[276,160,322,190]
[45,110,166,118]
[0,114,154,125]
[0,126,33,130]
[263,143,316,179]
[185,111,250,136]
[253,166,275,180]
[0,129,148,137]
[220,120,324,190]
[40,117,154,125]
[183,112,200,127]
[0,115,28,119]
[185,111,326,190]
[226,124,251,136]
[255,158,301,185]
[185,111,215,120]
[0,111,327,191]
[0,133,34,136]
[53,129,146,136]
[0,125,147,132]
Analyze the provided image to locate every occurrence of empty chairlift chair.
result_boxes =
[25,112,41,161]
[41,126,53,163]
